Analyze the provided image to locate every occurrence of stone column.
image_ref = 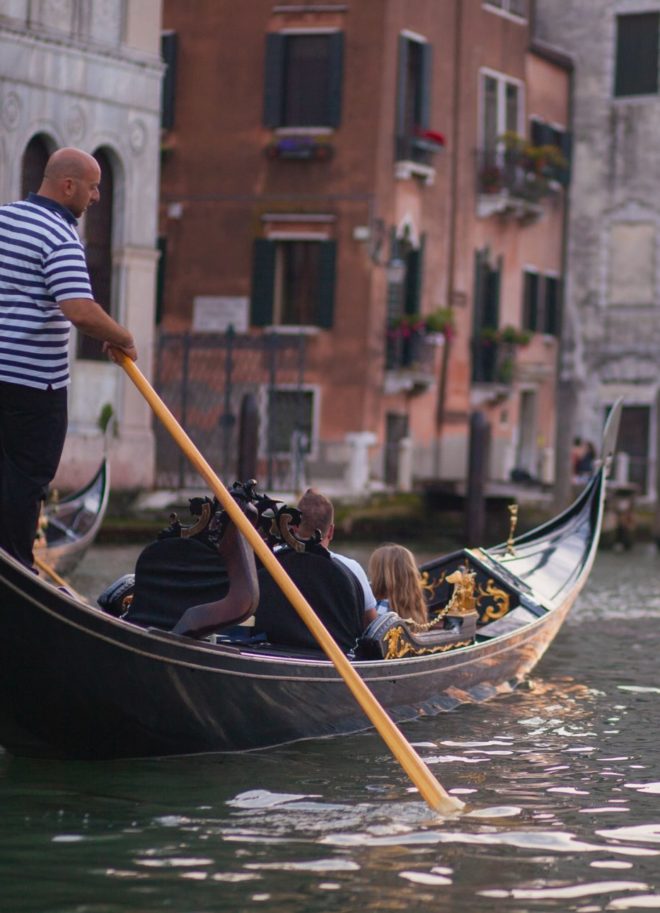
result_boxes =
[345,432,376,495]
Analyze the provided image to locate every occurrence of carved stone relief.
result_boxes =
[128,119,146,154]
[87,0,123,46]
[65,103,87,144]
[31,0,76,35]
[1,90,22,131]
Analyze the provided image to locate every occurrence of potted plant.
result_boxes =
[425,307,455,339]
[498,325,532,346]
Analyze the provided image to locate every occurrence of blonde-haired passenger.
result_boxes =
[367,543,428,628]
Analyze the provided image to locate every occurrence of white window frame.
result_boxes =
[262,230,330,330]
[483,0,528,23]
[478,67,525,152]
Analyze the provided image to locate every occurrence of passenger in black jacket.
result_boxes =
[253,541,366,653]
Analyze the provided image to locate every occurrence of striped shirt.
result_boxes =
[0,194,94,390]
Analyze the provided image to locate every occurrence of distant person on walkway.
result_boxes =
[295,488,377,623]
[367,543,428,628]
[575,440,596,482]
[0,147,137,569]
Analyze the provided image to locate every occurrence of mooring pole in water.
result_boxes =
[466,410,490,547]
[237,392,259,481]
[117,352,464,815]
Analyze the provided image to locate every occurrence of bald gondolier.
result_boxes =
[0,147,137,569]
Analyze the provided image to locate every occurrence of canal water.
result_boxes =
[1,543,659,912]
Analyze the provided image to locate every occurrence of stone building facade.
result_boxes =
[535,0,660,502]
[0,0,162,489]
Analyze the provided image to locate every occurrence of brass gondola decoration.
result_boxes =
[506,502,519,556]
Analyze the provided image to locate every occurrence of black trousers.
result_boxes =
[0,381,68,569]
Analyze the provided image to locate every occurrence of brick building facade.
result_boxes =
[159,0,570,493]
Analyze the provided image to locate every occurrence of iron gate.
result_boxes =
[154,329,309,491]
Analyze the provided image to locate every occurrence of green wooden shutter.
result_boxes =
[523,271,539,331]
[263,33,285,127]
[544,276,560,335]
[395,35,409,158]
[472,249,487,382]
[161,32,178,131]
[484,260,501,328]
[326,32,344,127]
[316,241,337,329]
[419,42,432,129]
[404,234,425,315]
[251,239,276,326]
[558,130,572,185]
[155,236,167,325]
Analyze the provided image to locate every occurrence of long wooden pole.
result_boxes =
[34,554,84,601]
[118,353,463,814]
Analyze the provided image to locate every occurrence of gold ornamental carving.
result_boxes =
[383,626,472,660]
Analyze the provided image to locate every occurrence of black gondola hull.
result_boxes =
[0,552,572,760]
[0,450,611,761]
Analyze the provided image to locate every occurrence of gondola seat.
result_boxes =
[98,536,230,629]
[356,610,477,660]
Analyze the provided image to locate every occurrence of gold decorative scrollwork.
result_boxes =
[384,626,472,660]
[477,579,510,622]
[420,568,446,601]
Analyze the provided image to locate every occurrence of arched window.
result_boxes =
[79,149,114,360]
[21,134,51,197]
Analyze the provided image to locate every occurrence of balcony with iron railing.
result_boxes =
[384,325,439,394]
[383,310,454,393]
[471,326,532,402]
[476,137,568,220]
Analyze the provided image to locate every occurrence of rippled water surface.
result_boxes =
[1,544,659,912]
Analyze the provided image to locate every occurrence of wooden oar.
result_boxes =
[117,352,464,814]
[34,554,84,601]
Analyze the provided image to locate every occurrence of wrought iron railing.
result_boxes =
[476,148,566,202]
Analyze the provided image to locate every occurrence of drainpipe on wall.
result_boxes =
[434,0,463,477]
[530,0,579,511]
[552,55,578,512]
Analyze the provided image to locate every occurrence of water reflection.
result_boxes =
[0,545,658,912]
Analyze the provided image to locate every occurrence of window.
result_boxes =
[478,71,523,194]
[161,31,178,130]
[263,31,344,128]
[78,149,114,361]
[251,238,336,328]
[395,34,433,162]
[482,72,522,153]
[386,232,426,326]
[522,270,561,335]
[615,13,659,97]
[530,118,571,184]
[484,0,528,20]
[472,250,502,383]
[267,388,314,456]
[616,405,650,494]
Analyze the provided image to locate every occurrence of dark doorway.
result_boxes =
[79,149,114,360]
[21,134,51,197]
[617,405,650,495]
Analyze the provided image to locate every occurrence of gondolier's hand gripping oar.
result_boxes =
[116,351,464,815]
